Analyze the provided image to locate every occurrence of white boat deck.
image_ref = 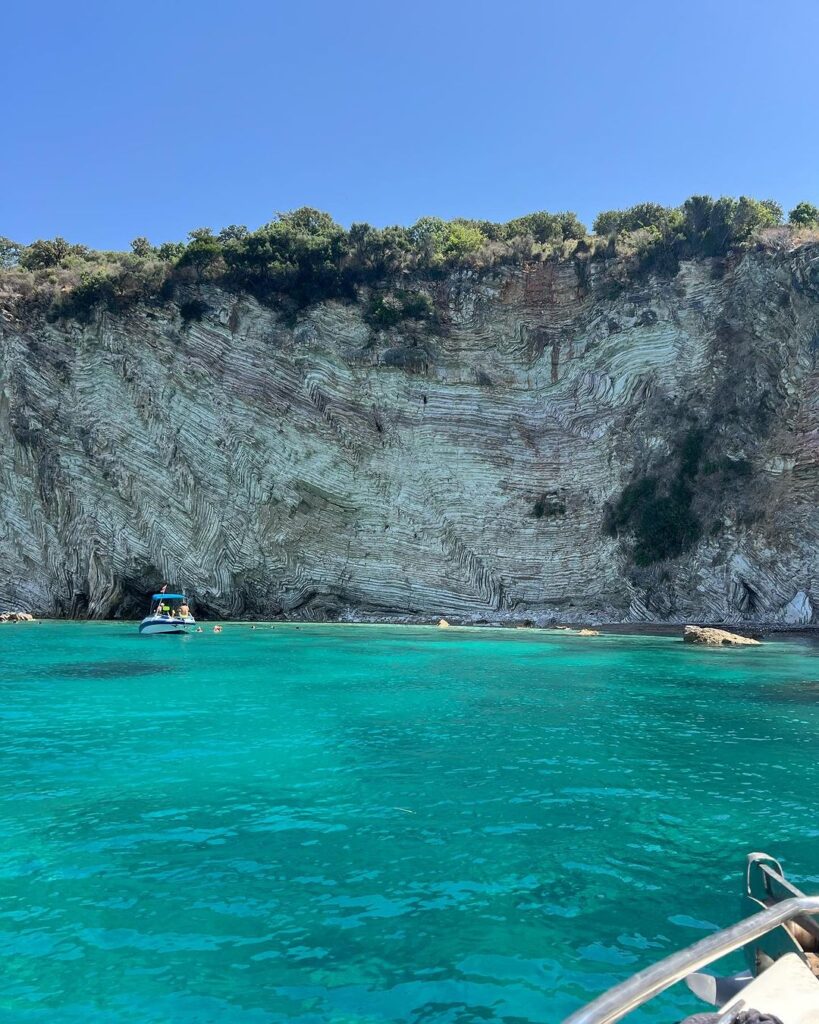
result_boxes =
[721,953,819,1023]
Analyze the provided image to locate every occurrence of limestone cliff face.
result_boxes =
[0,247,817,622]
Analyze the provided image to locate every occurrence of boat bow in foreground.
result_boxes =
[563,852,819,1024]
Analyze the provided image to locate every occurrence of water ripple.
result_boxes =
[1,623,818,1022]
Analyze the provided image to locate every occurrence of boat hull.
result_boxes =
[139,616,196,635]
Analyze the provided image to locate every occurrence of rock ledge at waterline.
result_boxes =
[683,625,762,646]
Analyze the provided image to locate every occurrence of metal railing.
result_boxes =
[562,895,819,1024]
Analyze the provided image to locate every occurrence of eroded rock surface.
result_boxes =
[0,248,818,621]
[683,625,761,646]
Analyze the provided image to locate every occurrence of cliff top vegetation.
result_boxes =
[2,196,818,324]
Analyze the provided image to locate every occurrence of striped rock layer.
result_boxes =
[0,249,817,623]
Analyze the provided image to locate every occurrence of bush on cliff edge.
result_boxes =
[3,194,817,323]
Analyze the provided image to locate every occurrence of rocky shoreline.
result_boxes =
[5,610,816,641]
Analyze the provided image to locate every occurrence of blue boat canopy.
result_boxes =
[153,593,185,600]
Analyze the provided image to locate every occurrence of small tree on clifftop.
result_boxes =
[788,202,819,228]
[130,236,153,258]
[0,237,21,268]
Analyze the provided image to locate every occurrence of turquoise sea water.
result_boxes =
[2,623,819,1023]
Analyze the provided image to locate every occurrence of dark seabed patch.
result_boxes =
[47,660,174,679]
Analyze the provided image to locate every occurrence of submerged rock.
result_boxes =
[683,625,761,646]
[577,628,600,636]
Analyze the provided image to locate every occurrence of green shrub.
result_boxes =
[43,260,168,323]
[156,241,186,262]
[130,236,153,258]
[440,221,485,261]
[636,235,680,277]
[217,224,249,242]
[20,237,90,270]
[222,207,352,310]
[604,476,701,565]
[53,272,116,323]
[593,196,784,278]
[679,427,705,477]
[405,217,487,267]
[603,477,658,535]
[680,195,781,256]
[347,222,413,279]
[789,202,819,228]
[604,429,706,564]
[0,237,21,268]
[633,481,701,565]
[7,194,814,322]
[503,211,587,244]
[593,203,682,237]
[177,229,223,279]
[366,289,433,328]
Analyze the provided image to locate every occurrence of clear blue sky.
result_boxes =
[3,0,818,249]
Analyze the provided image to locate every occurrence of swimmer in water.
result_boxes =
[213,625,222,633]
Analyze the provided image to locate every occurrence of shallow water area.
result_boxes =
[1,621,818,1023]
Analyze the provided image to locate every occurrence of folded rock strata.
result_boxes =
[0,247,817,622]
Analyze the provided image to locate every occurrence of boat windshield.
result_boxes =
[151,594,188,617]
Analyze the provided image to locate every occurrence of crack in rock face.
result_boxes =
[0,250,817,623]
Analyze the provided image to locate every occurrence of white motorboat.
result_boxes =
[138,591,195,635]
